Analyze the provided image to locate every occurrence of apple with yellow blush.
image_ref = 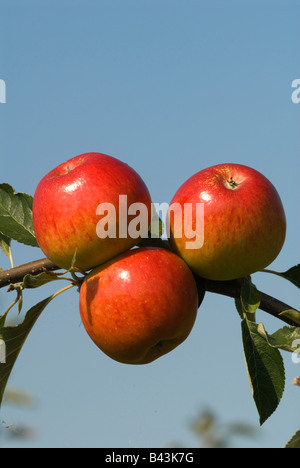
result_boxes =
[79,247,199,365]
[32,152,152,271]
[168,163,286,281]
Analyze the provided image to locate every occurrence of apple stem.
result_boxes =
[227,177,239,189]
[51,283,75,299]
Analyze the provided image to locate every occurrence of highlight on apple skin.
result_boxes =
[79,247,199,365]
[32,152,152,271]
[167,163,286,281]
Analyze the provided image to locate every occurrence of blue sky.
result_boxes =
[0,0,299,448]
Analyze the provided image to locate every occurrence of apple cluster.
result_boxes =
[32,152,286,365]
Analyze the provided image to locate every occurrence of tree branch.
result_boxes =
[0,257,299,327]
[204,279,300,327]
[0,258,59,288]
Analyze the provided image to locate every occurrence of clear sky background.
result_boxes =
[0,0,299,448]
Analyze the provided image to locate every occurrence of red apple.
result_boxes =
[79,247,199,365]
[32,152,152,271]
[167,163,286,281]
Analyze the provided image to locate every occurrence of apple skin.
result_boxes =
[79,247,199,365]
[32,152,152,271]
[168,163,286,281]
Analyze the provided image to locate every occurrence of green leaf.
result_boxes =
[278,264,300,288]
[264,264,300,289]
[0,313,7,328]
[0,232,11,258]
[240,279,261,314]
[0,283,74,408]
[149,204,165,239]
[0,295,55,407]
[241,319,285,425]
[279,309,300,326]
[282,264,300,288]
[22,271,64,289]
[0,183,38,247]
[285,429,300,448]
[261,325,300,354]
[234,298,244,320]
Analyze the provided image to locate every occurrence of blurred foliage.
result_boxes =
[292,376,300,387]
[189,408,258,448]
[170,408,258,448]
[0,386,37,444]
